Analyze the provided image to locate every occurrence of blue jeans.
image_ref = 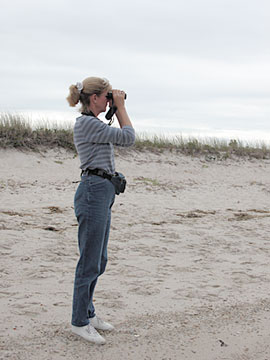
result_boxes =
[71,174,115,327]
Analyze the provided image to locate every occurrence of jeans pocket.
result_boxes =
[86,176,107,202]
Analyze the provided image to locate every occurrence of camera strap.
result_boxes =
[82,109,114,126]
[81,110,96,116]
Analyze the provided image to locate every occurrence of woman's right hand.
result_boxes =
[112,89,126,109]
[111,89,132,128]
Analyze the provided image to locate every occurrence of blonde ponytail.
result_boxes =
[66,84,81,107]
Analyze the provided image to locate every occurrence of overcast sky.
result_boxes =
[1,0,270,139]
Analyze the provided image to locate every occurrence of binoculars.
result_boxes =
[106,92,127,100]
[105,92,127,120]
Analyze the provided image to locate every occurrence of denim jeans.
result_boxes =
[71,174,115,327]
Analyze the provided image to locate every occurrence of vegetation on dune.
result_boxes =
[0,113,75,150]
[135,133,270,159]
[0,113,270,159]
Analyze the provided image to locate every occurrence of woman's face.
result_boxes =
[96,90,110,113]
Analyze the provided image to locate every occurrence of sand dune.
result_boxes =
[0,148,270,359]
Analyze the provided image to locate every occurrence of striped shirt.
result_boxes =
[73,115,135,175]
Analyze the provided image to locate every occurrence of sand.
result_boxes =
[0,147,270,360]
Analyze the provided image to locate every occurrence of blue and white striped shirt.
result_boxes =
[73,115,135,175]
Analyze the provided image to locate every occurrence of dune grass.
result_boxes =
[0,113,75,150]
[0,112,270,159]
[134,133,270,159]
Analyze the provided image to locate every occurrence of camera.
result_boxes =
[106,92,127,100]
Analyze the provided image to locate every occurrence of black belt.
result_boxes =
[81,168,112,180]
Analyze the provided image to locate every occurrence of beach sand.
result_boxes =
[0,147,270,360]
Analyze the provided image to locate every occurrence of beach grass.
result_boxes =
[0,113,75,150]
[0,112,269,159]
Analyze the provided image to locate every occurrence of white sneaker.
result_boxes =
[71,324,106,344]
[89,315,115,331]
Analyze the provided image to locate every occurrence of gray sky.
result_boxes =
[1,0,270,139]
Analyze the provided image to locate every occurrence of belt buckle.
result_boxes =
[96,169,104,177]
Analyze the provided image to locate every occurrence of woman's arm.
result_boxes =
[76,116,135,146]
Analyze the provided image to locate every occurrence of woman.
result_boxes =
[66,77,135,344]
